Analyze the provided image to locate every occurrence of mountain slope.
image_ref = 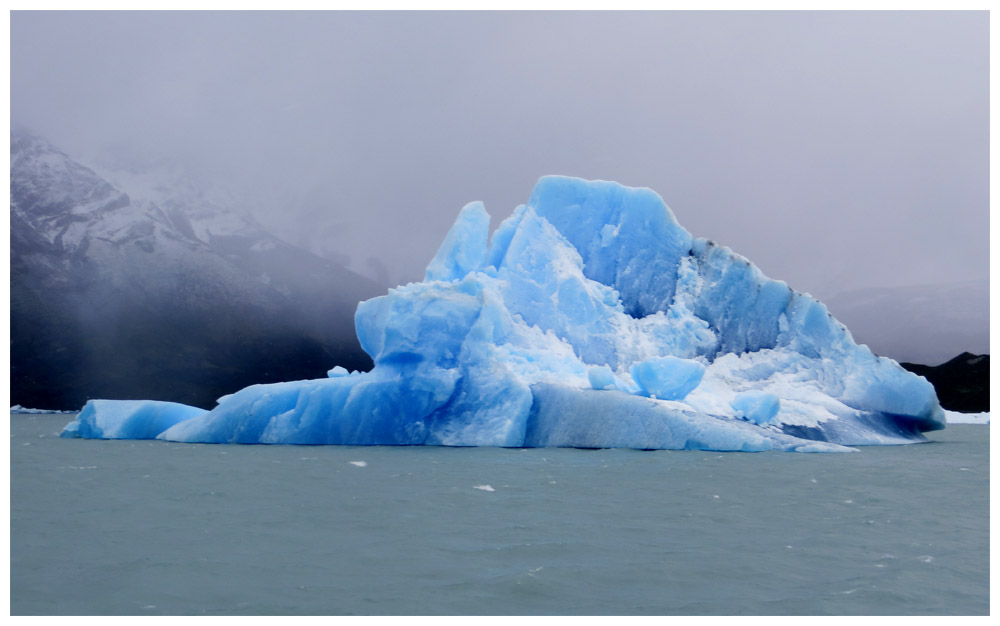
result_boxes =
[901,352,990,413]
[10,131,381,409]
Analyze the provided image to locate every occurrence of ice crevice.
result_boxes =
[61,175,946,452]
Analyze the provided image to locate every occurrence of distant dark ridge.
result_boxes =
[900,352,989,413]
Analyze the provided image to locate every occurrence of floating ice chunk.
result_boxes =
[473,485,495,492]
[349,461,367,467]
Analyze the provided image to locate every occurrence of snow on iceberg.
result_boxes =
[61,176,946,452]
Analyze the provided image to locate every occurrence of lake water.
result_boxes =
[10,413,989,615]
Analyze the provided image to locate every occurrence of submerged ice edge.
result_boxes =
[61,175,945,453]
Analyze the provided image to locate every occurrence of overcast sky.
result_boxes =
[11,11,989,308]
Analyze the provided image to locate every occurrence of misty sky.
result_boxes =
[11,11,989,307]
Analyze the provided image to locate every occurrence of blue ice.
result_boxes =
[62,176,946,452]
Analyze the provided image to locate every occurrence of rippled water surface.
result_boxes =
[10,413,989,615]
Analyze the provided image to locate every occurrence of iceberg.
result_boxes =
[61,176,946,452]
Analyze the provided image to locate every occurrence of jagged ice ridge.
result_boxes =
[62,176,946,452]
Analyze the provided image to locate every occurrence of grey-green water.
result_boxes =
[10,413,989,615]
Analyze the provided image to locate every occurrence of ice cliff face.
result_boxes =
[62,176,946,452]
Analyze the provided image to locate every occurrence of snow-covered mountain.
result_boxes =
[10,130,381,410]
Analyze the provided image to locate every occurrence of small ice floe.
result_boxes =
[843,500,854,504]
[713,494,720,499]
[944,410,989,424]
[349,461,367,467]
[473,485,495,492]
[11,405,77,414]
